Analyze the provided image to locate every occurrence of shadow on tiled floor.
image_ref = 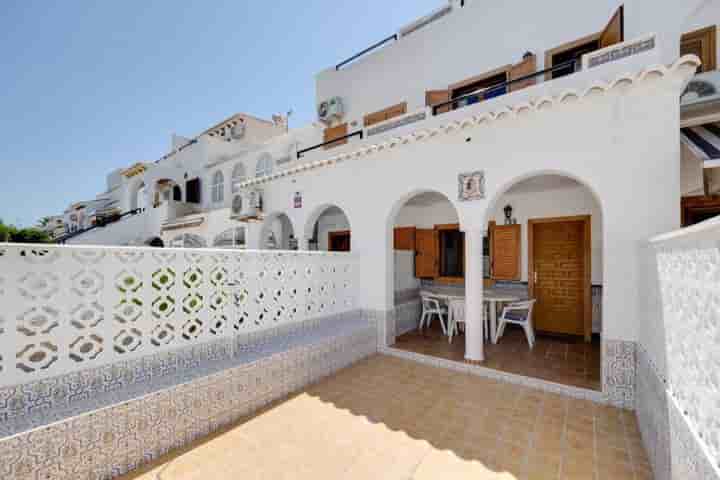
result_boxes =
[393,323,601,391]
[121,355,649,480]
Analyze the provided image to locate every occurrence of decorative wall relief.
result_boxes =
[458,170,485,201]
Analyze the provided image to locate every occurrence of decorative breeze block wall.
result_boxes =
[0,245,358,389]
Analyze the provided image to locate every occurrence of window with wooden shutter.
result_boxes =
[415,229,439,278]
[323,123,349,150]
[364,102,408,127]
[425,90,451,114]
[681,26,717,73]
[509,54,537,92]
[599,5,624,49]
[491,224,521,281]
[393,226,416,250]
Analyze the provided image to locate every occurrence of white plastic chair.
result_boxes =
[419,293,447,334]
[494,299,537,348]
[447,299,465,344]
[448,299,491,344]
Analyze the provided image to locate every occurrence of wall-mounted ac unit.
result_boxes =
[230,189,263,221]
[317,96,344,123]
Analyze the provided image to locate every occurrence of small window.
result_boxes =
[255,154,273,178]
[439,228,465,277]
[213,227,246,249]
[231,163,247,193]
[211,170,224,204]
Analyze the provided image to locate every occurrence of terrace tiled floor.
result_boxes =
[394,324,602,391]
[121,355,651,480]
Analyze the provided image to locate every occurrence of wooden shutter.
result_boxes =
[394,227,416,250]
[415,229,439,278]
[384,102,407,120]
[425,90,451,114]
[681,26,717,73]
[491,224,521,281]
[323,123,348,150]
[364,102,408,127]
[599,5,624,49]
[509,55,537,92]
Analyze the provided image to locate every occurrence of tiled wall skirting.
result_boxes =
[602,339,636,410]
[0,314,377,480]
[636,344,720,480]
[636,345,671,480]
[394,300,421,336]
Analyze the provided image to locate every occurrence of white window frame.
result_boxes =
[255,153,273,178]
[231,163,247,193]
[211,170,224,204]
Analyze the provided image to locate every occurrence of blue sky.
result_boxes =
[0,0,440,227]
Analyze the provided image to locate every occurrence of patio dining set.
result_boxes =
[419,286,537,347]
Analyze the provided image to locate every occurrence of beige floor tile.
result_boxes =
[117,355,651,480]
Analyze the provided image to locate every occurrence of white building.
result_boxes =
[28,1,720,477]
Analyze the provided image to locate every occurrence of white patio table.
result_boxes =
[422,286,521,344]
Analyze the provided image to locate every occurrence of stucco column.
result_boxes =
[464,227,485,362]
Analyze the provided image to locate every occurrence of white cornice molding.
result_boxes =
[238,56,701,190]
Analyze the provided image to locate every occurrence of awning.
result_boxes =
[681,122,720,168]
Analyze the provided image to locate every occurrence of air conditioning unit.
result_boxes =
[317,96,344,123]
[230,189,263,221]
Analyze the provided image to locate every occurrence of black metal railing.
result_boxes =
[296,130,364,159]
[431,58,579,116]
[56,208,144,244]
[336,34,398,70]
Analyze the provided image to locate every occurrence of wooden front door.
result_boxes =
[529,216,591,339]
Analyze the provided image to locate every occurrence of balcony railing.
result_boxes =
[431,58,579,116]
[57,207,145,243]
[336,34,398,70]
[296,130,364,159]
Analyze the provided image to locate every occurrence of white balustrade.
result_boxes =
[0,244,358,388]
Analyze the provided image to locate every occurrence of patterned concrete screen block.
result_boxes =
[0,245,359,388]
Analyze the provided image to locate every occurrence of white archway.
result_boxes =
[259,212,296,250]
[303,203,352,251]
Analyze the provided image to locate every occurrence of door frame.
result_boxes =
[328,230,351,252]
[528,215,592,342]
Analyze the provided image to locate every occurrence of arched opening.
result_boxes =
[389,175,603,391]
[154,179,178,207]
[388,190,461,339]
[481,173,603,389]
[172,185,182,202]
[146,237,164,248]
[305,205,351,252]
[259,213,296,250]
